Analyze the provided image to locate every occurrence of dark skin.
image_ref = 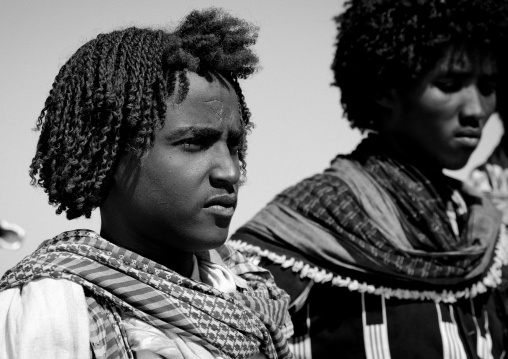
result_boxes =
[100,72,243,277]
[377,46,497,177]
[371,45,498,207]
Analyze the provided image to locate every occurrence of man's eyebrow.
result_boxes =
[437,65,498,76]
[228,126,244,141]
[436,66,472,75]
[165,126,222,141]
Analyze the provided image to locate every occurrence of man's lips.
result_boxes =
[455,128,481,139]
[204,194,237,208]
[203,194,237,217]
[454,128,481,147]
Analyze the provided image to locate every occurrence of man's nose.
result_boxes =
[460,85,491,126]
[210,145,241,188]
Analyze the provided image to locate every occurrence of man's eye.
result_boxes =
[179,138,212,152]
[478,80,497,96]
[229,145,240,156]
[228,138,241,155]
[434,80,463,93]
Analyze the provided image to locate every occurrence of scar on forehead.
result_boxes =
[204,99,229,120]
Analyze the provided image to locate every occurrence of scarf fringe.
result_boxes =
[228,226,508,303]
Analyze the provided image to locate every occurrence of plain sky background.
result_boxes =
[0,0,502,275]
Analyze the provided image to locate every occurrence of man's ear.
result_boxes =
[373,88,397,109]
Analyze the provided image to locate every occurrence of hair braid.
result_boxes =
[229,75,253,176]
[67,31,130,217]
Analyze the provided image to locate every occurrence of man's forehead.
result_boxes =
[203,97,239,117]
[205,99,227,114]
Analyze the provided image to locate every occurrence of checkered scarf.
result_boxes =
[0,230,293,359]
[240,136,502,286]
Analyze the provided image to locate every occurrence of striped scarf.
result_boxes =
[0,230,293,359]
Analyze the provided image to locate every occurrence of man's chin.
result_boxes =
[195,228,229,251]
[442,158,470,171]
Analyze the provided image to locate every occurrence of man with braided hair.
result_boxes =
[230,0,508,358]
[0,8,293,359]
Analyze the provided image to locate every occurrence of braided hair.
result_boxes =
[29,8,259,219]
[332,0,508,132]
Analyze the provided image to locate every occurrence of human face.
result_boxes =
[380,48,497,170]
[103,72,243,255]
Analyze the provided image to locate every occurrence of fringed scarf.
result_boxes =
[231,136,505,296]
[0,230,293,359]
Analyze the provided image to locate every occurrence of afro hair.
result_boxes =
[332,0,508,132]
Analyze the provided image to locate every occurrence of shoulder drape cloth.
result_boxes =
[0,230,293,359]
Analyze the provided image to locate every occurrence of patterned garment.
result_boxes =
[0,230,293,359]
[230,135,508,358]
[238,136,501,287]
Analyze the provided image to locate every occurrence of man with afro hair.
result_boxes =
[231,0,508,357]
[0,8,294,359]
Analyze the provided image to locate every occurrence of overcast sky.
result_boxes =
[0,0,502,275]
